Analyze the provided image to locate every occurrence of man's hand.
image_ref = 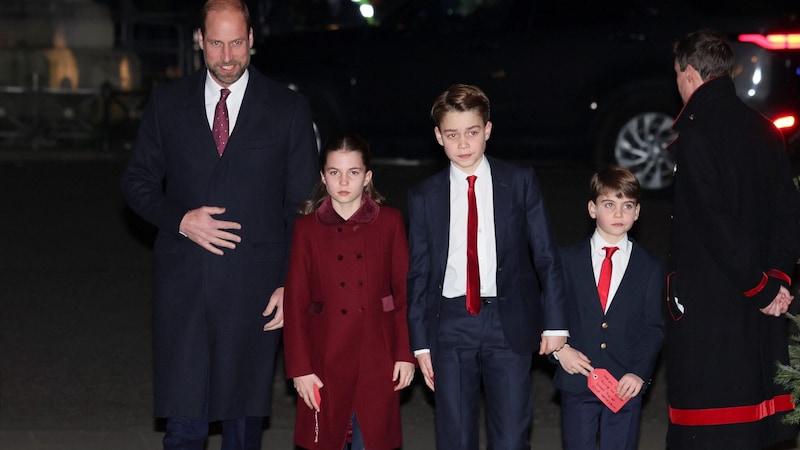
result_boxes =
[415,352,435,391]
[555,345,594,376]
[179,206,241,255]
[263,287,284,331]
[760,285,794,317]
[539,335,567,355]
[617,373,644,400]
[393,361,415,391]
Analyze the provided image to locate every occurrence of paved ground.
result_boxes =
[0,153,780,449]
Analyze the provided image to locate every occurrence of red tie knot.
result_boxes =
[467,175,477,188]
[220,88,230,101]
[603,246,619,258]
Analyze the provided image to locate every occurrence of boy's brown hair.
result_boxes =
[430,84,491,128]
[589,166,641,202]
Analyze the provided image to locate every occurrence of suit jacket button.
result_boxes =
[601,322,608,329]
[600,343,607,349]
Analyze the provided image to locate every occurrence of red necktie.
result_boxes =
[212,88,230,156]
[597,246,619,312]
[466,175,481,315]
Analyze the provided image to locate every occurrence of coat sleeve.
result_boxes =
[120,88,188,233]
[677,128,800,307]
[279,94,319,284]
[388,212,415,363]
[283,219,315,378]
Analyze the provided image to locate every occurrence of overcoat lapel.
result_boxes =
[181,71,219,160]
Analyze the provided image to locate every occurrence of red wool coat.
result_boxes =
[284,195,415,450]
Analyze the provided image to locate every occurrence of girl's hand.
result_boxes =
[293,374,323,411]
[393,361,415,391]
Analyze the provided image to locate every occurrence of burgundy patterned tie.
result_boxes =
[212,88,230,156]
[466,175,481,315]
[597,246,619,312]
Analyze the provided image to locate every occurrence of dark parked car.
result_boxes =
[252,0,800,191]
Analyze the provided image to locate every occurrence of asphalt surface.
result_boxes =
[0,151,775,449]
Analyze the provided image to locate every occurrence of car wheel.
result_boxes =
[597,95,679,192]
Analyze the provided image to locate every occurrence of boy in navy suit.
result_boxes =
[407,84,568,449]
[552,166,663,450]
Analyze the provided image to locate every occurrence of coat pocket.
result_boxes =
[381,295,395,312]
[308,301,325,315]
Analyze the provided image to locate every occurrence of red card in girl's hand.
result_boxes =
[587,368,629,413]
[313,384,321,407]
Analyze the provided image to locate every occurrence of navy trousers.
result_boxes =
[560,389,642,450]
[433,297,533,450]
[163,416,264,450]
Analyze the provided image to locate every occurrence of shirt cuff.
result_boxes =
[542,329,570,337]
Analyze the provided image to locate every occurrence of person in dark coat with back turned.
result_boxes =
[119,0,318,448]
[666,28,800,450]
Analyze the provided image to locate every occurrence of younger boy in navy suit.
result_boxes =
[553,166,663,450]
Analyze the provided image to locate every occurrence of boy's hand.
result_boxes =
[556,345,594,376]
[539,335,567,355]
[617,373,644,400]
[415,353,435,391]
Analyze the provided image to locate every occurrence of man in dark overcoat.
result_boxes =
[666,29,800,449]
[120,0,318,448]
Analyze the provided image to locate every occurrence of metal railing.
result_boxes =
[0,78,149,152]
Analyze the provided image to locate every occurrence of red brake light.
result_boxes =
[738,34,800,50]
[774,115,796,130]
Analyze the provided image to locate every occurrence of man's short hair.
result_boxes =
[673,28,734,80]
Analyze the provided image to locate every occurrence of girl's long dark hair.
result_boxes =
[301,133,386,215]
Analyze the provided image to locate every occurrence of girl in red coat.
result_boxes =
[283,133,416,450]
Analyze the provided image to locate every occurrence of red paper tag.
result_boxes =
[313,384,322,407]
[587,368,629,413]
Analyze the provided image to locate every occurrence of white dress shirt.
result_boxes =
[590,230,632,313]
[442,157,498,298]
[204,69,249,135]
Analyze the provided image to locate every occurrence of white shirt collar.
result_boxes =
[590,230,631,255]
[204,69,249,101]
[449,155,490,184]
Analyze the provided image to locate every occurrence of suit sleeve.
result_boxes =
[406,189,431,351]
[522,166,568,330]
[388,212,415,363]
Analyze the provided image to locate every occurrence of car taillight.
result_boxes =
[774,115,796,130]
[738,34,800,50]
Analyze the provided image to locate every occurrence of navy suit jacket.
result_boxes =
[554,237,664,393]
[407,156,568,355]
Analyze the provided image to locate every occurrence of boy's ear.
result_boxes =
[587,200,597,219]
[434,127,444,146]
[484,121,493,141]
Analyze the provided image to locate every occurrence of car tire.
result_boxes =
[595,92,681,193]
